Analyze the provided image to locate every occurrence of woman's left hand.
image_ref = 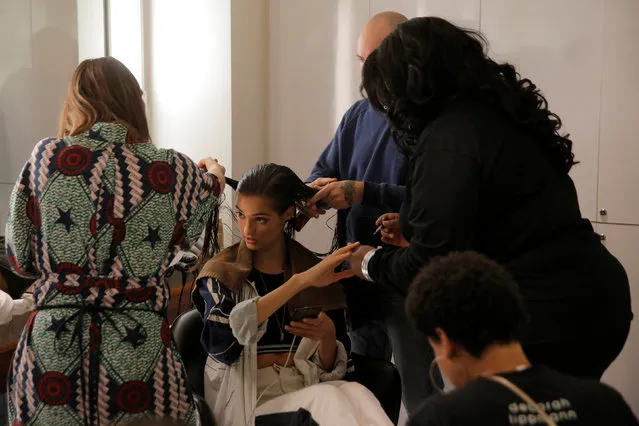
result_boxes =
[348,245,376,279]
[376,213,409,247]
[285,312,336,343]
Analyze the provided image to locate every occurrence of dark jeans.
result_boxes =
[345,277,393,360]
[524,318,631,380]
[347,282,441,413]
[379,287,440,413]
[349,320,392,361]
[347,278,439,414]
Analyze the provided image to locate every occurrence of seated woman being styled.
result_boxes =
[406,251,638,426]
[193,164,393,426]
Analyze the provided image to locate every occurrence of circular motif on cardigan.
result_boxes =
[89,323,101,353]
[56,281,81,295]
[12,420,24,426]
[160,319,171,347]
[170,220,186,247]
[26,196,41,229]
[116,381,151,413]
[147,162,175,194]
[111,219,126,246]
[55,263,83,294]
[88,278,119,290]
[125,287,153,303]
[55,263,82,276]
[57,146,92,176]
[37,372,71,405]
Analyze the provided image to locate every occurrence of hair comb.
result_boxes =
[225,177,238,190]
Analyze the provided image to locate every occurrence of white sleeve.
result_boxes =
[0,290,34,326]
[0,290,13,326]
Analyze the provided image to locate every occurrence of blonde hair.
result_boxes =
[58,56,150,140]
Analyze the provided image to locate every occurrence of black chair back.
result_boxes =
[0,237,36,298]
[171,309,214,425]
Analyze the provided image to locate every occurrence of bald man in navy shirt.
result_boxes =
[307,11,438,412]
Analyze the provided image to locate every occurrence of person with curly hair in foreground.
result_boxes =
[342,16,631,379]
[406,252,637,426]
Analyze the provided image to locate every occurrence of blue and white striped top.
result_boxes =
[196,269,299,364]
[196,268,349,365]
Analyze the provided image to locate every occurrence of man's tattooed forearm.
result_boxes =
[343,181,355,206]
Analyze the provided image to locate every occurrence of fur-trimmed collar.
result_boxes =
[196,238,345,310]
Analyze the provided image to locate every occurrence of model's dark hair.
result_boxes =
[193,184,222,272]
[361,16,576,174]
[237,163,317,239]
[196,164,340,269]
[406,251,528,358]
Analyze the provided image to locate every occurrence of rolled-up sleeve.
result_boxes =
[311,340,349,382]
[229,297,268,346]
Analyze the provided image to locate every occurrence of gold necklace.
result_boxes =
[257,270,286,342]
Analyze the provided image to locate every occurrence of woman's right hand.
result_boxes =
[198,157,226,192]
[297,242,360,288]
[376,213,409,247]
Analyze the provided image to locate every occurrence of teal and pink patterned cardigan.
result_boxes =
[5,122,220,425]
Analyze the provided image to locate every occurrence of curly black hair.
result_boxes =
[361,16,576,174]
[405,251,529,358]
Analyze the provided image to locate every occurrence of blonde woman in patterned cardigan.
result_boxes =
[5,57,225,425]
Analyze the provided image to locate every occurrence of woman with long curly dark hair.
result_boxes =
[346,17,632,380]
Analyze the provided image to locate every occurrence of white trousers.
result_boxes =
[255,366,393,426]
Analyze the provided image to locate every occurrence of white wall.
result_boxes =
[0,0,79,233]
[108,0,143,87]
[76,0,105,61]
[231,0,268,178]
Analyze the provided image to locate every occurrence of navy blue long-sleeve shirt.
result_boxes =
[307,100,407,247]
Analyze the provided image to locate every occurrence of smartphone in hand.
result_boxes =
[290,306,323,322]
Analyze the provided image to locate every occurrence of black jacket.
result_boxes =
[368,98,631,343]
